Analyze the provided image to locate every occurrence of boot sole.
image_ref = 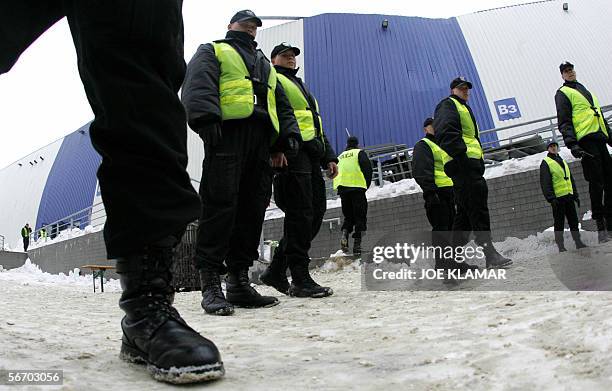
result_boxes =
[204,307,235,316]
[289,287,334,298]
[120,342,224,384]
[227,299,280,309]
[486,260,513,269]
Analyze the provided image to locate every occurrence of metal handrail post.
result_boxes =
[377,159,384,188]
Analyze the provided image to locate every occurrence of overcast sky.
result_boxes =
[0,0,538,168]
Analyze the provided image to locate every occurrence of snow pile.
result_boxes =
[28,224,103,250]
[484,148,577,179]
[0,258,120,291]
[583,210,592,221]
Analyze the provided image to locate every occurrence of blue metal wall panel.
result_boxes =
[35,123,101,230]
[303,13,497,151]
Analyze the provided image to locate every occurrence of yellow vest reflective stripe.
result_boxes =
[449,97,484,160]
[333,149,367,190]
[422,138,453,188]
[544,157,573,198]
[212,42,280,135]
[277,73,321,142]
[559,86,608,141]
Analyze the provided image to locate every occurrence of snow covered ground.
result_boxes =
[2,231,612,390]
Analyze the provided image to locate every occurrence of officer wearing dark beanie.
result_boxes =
[334,136,373,254]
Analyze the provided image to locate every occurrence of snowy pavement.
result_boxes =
[2,245,612,390]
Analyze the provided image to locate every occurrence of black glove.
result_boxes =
[570,145,585,159]
[198,123,222,148]
[285,136,300,159]
[550,198,559,208]
[424,192,441,208]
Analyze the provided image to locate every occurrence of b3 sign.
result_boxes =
[494,97,521,121]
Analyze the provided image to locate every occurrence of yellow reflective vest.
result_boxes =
[334,149,367,190]
[449,97,484,160]
[276,73,322,142]
[212,42,279,134]
[544,157,573,198]
[422,138,453,188]
[559,86,608,141]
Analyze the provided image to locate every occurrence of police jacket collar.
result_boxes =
[217,30,258,50]
[274,65,299,77]
[450,94,467,105]
[425,133,436,142]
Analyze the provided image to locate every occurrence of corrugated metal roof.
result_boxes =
[302,13,496,152]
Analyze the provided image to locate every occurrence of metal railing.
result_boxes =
[31,201,107,243]
[0,234,5,251]
[370,104,612,187]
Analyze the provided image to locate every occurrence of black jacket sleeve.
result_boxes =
[181,44,221,132]
[555,90,577,148]
[270,82,301,152]
[321,133,338,168]
[411,140,436,195]
[433,98,467,159]
[358,150,373,189]
[540,161,555,202]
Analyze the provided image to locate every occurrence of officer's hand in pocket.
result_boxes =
[285,137,300,159]
[271,152,288,168]
[424,192,441,208]
[570,145,585,159]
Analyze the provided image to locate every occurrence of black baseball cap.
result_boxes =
[423,117,434,128]
[547,140,559,148]
[271,42,301,58]
[450,77,473,90]
[559,61,574,73]
[347,136,359,147]
[230,10,262,27]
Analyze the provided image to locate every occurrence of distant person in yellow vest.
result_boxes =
[182,10,302,315]
[259,43,338,298]
[434,77,512,269]
[21,223,32,251]
[412,118,470,272]
[539,141,587,252]
[555,61,612,243]
[334,136,373,255]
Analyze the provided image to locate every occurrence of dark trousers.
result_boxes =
[425,188,455,268]
[552,196,579,232]
[579,138,612,221]
[272,150,327,267]
[23,238,29,252]
[1,1,201,258]
[195,120,273,274]
[340,190,368,237]
[451,174,492,246]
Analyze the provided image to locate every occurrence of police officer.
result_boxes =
[434,77,512,269]
[555,62,612,243]
[21,223,32,251]
[334,136,373,255]
[182,11,301,315]
[259,43,338,298]
[540,141,587,252]
[412,118,474,271]
[2,1,223,384]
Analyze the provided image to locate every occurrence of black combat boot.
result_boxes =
[481,242,513,269]
[288,262,333,298]
[596,219,608,243]
[117,237,224,384]
[571,231,587,249]
[555,231,567,252]
[226,268,280,308]
[199,269,234,316]
[259,248,290,295]
[353,234,362,255]
[340,229,350,253]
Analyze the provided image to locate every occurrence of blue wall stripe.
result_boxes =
[35,123,101,230]
[303,13,497,152]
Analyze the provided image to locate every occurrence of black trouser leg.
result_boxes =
[195,122,271,273]
[425,190,455,268]
[281,173,314,267]
[340,193,355,233]
[452,175,491,246]
[563,198,579,231]
[23,238,29,252]
[351,190,368,236]
[580,140,612,222]
[311,168,327,239]
[67,0,200,257]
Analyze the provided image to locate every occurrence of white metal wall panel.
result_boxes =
[458,0,612,140]
[257,19,306,80]
[0,141,62,249]
[186,126,205,190]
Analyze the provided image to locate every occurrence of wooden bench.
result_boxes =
[81,265,115,292]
